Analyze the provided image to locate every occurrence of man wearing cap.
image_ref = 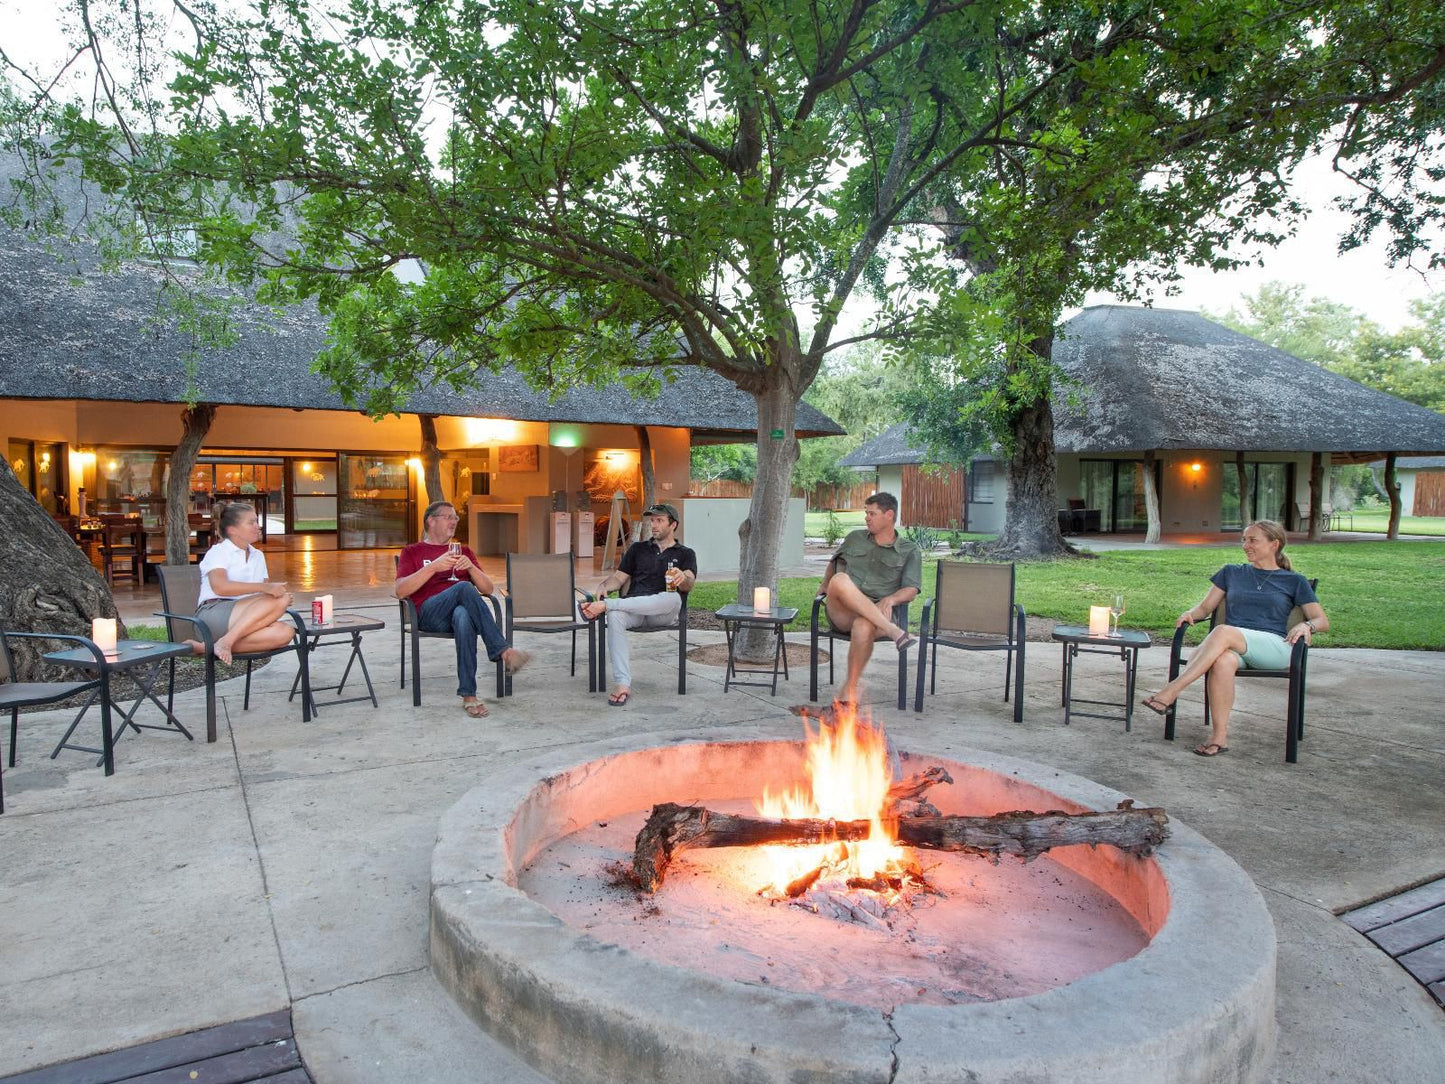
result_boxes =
[580,503,697,706]
[821,490,920,702]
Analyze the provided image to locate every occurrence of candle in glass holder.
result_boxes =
[92,617,118,655]
[753,586,771,613]
[1088,606,1111,637]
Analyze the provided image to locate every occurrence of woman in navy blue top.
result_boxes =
[1143,520,1329,757]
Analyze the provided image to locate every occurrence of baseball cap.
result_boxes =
[644,502,679,523]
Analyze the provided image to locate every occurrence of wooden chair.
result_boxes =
[1164,579,1318,763]
[100,521,144,585]
[155,565,312,742]
[595,589,690,695]
[0,630,103,814]
[502,553,597,695]
[809,593,912,712]
[913,561,1026,720]
[393,556,505,706]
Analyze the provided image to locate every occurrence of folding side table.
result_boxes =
[289,613,386,714]
[1050,624,1152,731]
[715,604,798,696]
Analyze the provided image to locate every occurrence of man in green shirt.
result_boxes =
[820,491,921,701]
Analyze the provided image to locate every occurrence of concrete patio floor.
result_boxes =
[1,611,1441,1082]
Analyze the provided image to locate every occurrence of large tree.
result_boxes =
[895,4,1444,555]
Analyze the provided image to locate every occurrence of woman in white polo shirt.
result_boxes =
[194,502,296,664]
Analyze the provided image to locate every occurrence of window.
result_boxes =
[970,460,996,503]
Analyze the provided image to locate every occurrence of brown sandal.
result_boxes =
[1193,742,1228,757]
[463,700,490,718]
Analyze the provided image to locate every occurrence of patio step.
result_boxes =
[0,1009,310,1084]
[1342,876,1445,1008]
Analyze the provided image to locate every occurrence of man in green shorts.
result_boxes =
[820,491,921,702]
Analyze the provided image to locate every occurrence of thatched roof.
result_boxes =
[0,228,842,438]
[841,305,1445,467]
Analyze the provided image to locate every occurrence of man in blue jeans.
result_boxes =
[395,501,529,718]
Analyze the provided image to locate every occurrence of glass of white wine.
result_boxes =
[447,541,461,581]
[1110,593,1125,636]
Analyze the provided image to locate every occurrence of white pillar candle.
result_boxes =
[92,617,118,655]
[319,595,334,624]
[1088,606,1111,637]
[753,586,771,613]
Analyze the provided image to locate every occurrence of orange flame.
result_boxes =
[755,702,903,893]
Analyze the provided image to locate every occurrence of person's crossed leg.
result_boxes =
[824,574,914,702]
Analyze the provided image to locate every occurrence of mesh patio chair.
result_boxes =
[155,564,312,742]
[913,561,1026,719]
[1,630,104,814]
[502,553,597,695]
[809,593,912,712]
[393,555,505,706]
[1164,579,1318,764]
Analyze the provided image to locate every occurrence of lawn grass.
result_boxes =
[1336,509,1445,537]
[691,540,1445,650]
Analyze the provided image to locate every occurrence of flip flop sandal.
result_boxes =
[894,633,917,653]
[608,691,631,707]
[463,701,490,718]
[1193,743,1229,757]
[1142,696,1172,715]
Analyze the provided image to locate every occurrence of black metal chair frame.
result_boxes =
[394,556,505,706]
[1,631,104,814]
[595,590,690,695]
[1164,579,1317,764]
[809,594,912,712]
[913,562,1026,720]
[155,565,312,743]
[502,553,597,696]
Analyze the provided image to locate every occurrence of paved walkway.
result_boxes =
[2,609,1442,1081]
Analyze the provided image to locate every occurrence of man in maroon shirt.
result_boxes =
[395,501,529,718]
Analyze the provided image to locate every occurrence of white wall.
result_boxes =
[676,496,805,575]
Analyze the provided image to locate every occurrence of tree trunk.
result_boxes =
[0,458,119,681]
[166,404,216,564]
[418,414,444,503]
[1385,452,1401,540]
[736,371,801,658]
[1235,451,1251,525]
[1308,452,1324,541]
[636,426,656,541]
[1142,450,1160,543]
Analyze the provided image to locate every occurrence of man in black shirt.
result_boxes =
[581,503,697,705]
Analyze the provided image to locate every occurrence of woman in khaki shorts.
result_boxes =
[1142,520,1329,757]
[192,502,296,664]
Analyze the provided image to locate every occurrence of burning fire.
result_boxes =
[755,702,905,894]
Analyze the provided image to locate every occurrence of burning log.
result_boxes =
[632,801,1168,892]
[887,766,953,808]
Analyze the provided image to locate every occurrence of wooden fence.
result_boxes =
[1414,471,1445,517]
[901,463,966,529]
[689,478,876,509]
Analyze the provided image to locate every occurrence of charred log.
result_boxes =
[633,800,1168,891]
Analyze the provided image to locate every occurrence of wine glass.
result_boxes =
[447,541,461,581]
[1110,593,1125,636]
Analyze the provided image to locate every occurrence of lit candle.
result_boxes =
[319,595,334,624]
[92,617,118,656]
[1088,606,1111,638]
[753,586,771,613]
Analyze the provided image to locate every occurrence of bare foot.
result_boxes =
[212,641,234,665]
[502,648,532,674]
[184,639,206,656]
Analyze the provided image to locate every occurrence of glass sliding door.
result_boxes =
[291,458,338,532]
[1221,462,1292,530]
[338,453,414,548]
[7,440,64,513]
[1079,459,1154,532]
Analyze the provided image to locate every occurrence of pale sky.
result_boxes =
[5,3,1437,332]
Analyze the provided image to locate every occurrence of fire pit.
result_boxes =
[431,728,1276,1082]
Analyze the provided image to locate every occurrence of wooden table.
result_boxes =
[42,639,196,775]
[716,604,798,696]
[1050,625,1152,730]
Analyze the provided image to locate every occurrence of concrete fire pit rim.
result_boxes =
[431,731,1277,1083]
